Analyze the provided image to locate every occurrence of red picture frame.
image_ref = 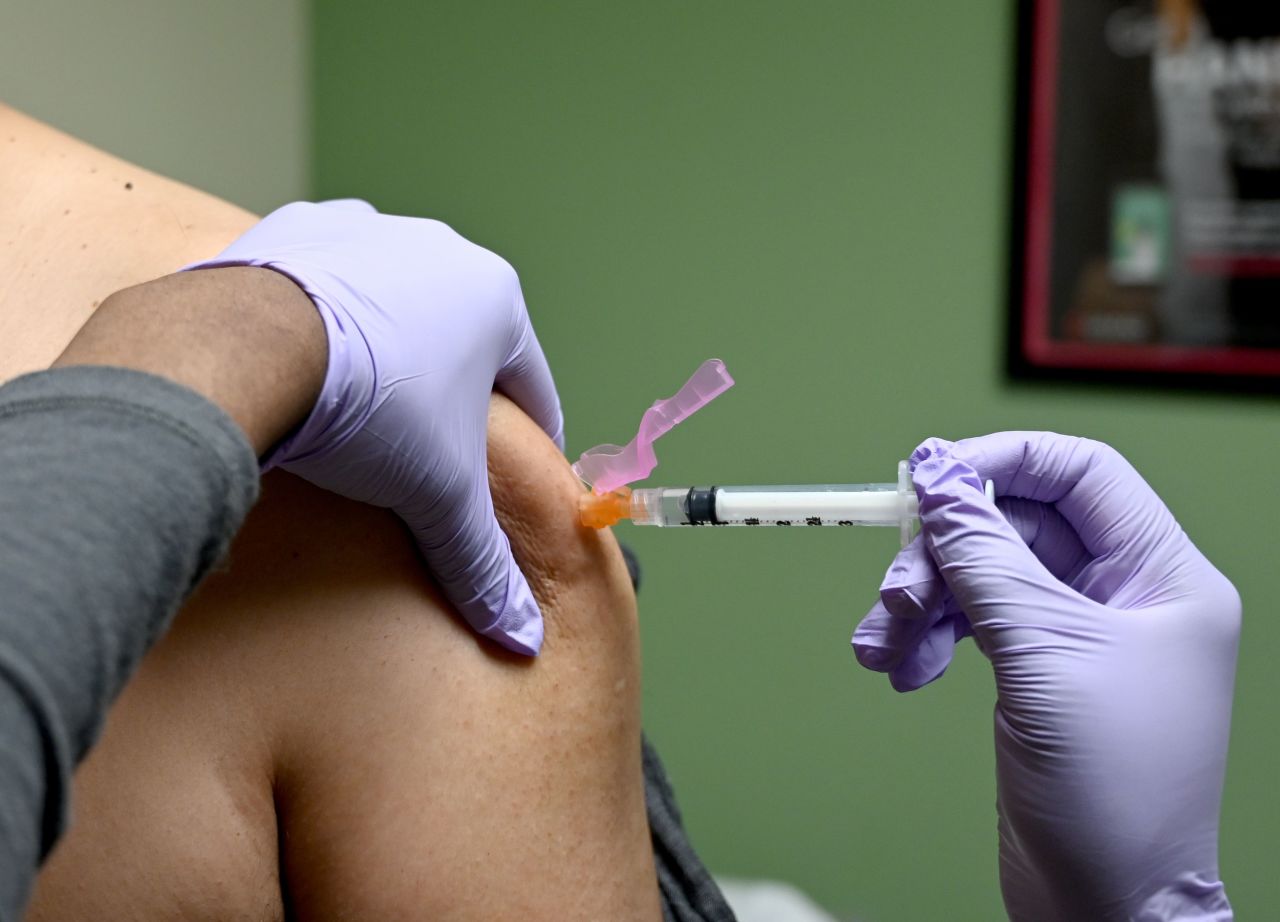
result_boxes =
[1009,0,1280,389]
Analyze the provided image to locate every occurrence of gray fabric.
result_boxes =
[643,735,738,922]
[622,539,734,922]
[618,542,642,594]
[0,366,259,921]
[619,537,732,916]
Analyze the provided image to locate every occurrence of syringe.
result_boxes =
[579,462,994,547]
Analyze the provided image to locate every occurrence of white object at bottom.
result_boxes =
[714,877,843,922]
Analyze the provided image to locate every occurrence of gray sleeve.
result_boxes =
[0,366,259,920]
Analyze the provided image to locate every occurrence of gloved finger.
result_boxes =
[853,600,932,673]
[852,536,946,674]
[878,533,947,620]
[852,592,966,687]
[880,495,1088,612]
[858,495,1091,684]
[940,432,1185,587]
[912,443,1084,629]
[495,289,565,451]
[887,611,973,692]
[315,198,378,213]
[424,521,544,656]
[997,496,1092,590]
[461,525,544,656]
[400,455,545,656]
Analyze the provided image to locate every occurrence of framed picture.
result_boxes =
[1008,0,1280,389]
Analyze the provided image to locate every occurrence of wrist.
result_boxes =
[249,269,379,471]
[52,267,326,456]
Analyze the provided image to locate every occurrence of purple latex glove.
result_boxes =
[853,433,1239,921]
[185,200,563,655]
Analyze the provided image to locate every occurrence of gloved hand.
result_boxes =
[852,433,1239,921]
[185,199,563,655]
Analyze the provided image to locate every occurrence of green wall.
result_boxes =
[0,0,309,213]
[314,3,1278,918]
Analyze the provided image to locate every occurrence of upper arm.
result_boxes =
[30,400,662,921]
[255,396,660,920]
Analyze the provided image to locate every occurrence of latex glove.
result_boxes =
[852,433,1238,921]
[185,200,563,655]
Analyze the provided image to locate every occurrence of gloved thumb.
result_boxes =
[403,487,545,657]
[463,531,545,656]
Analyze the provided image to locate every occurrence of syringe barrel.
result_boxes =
[628,487,698,527]
[628,484,919,528]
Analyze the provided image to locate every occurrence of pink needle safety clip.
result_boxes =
[572,358,735,495]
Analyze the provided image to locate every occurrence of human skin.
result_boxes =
[51,266,329,456]
[1,103,662,920]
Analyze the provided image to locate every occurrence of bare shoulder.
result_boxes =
[0,103,255,381]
